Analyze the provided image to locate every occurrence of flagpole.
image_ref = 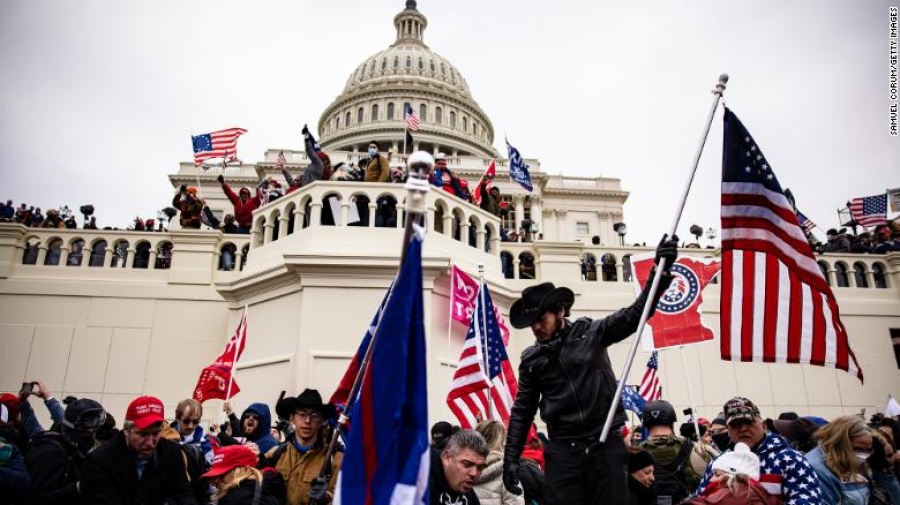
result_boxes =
[221,305,247,425]
[447,267,454,357]
[678,346,701,444]
[600,74,727,443]
[318,151,434,479]
[478,263,493,420]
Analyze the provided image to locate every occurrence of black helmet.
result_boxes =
[642,400,677,427]
[63,399,107,431]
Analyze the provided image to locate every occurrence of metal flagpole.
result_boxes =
[679,346,702,443]
[447,267,454,357]
[478,263,493,420]
[600,74,728,443]
[318,151,434,478]
[221,305,247,425]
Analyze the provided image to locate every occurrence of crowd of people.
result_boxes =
[815,225,900,255]
[0,201,100,230]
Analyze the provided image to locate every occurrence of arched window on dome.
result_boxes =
[387,103,395,120]
[435,107,443,125]
[462,116,468,132]
[473,123,478,137]
[441,63,446,76]
[418,57,424,70]
[451,71,457,84]
[381,58,387,70]
[393,56,399,70]
[405,56,411,69]
[430,60,435,73]
[357,107,364,124]
[369,59,376,74]
[450,111,456,128]
[335,116,340,129]
[345,111,351,127]
[419,104,427,123]
[371,104,379,121]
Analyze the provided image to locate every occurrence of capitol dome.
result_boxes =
[318,1,497,158]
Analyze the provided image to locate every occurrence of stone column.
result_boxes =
[35,246,48,266]
[340,200,350,226]
[460,220,471,245]
[368,202,377,228]
[513,258,520,279]
[514,195,525,232]
[81,247,92,268]
[309,202,322,227]
[443,214,453,237]
[427,206,436,233]
[263,222,275,244]
[294,207,306,231]
[530,196,542,236]
[556,210,567,241]
[396,204,406,228]
[489,235,500,255]
[126,248,137,268]
[59,247,70,267]
[476,228,486,251]
[149,251,159,269]
[279,216,290,237]
[103,248,113,267]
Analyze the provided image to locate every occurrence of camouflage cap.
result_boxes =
[723,396,760,426]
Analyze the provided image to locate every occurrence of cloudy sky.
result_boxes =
[1,0,896,244]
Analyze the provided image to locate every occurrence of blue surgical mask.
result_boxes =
[368,148,378,157]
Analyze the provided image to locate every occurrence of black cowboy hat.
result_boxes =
[510,282,575,329]
[275,388,336,421]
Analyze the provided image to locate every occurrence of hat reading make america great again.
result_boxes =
[126,396,165,430]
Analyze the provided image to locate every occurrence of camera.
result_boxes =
[682,408,693,416]
[20,381,38,396]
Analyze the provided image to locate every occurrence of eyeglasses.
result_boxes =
[293,411,322,422]
[242,413,259,420]
[180,418,201,426]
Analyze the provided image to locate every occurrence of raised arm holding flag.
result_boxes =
[193,307,248,406]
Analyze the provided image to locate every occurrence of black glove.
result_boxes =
[654,234,679,272]
[179,184,187,193]
[502,461,522,495]
[217,174,224,184]
[308,476,328,504]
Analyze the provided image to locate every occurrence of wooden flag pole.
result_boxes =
[600,74,728,443]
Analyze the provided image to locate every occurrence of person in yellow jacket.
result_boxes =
[364,141,391,183]
[265,389,342,505]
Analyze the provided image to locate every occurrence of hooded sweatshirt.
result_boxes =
[242,404,278,454]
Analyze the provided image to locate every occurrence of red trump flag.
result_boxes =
[450,265,511,345]
[193,308,248,403]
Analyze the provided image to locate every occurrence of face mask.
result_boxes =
[368,148,378,157]
[855,452,871,464]
[712,433,731,451]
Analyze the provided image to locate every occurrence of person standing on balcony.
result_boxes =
[284,127,332,194]
[172,186,203,229]
[501,236,679,504]
[364,140,390,183]
[217,176,259,234]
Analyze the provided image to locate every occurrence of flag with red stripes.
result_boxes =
[405,104,420,131]
[447,283,518,428]
[848,193,888,228]
[275,150,287,169]
[638,351,662,402]
[720,108,862,381]
[192,127,247,165]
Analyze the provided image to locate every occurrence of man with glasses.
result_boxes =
[267,389,342,505]
[80,395,198,505]
[25,398,106,504]
[172,398,212,503]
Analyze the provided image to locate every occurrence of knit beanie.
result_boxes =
[627,450,655,473]
[712,442,760,481]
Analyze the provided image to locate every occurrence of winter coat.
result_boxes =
[695,432,822,505]
[640,434,714,497]
[429,448,480,505]
[300,137,330,187]
[474,451,524,505]
[687,479,779,505]
[24,431,86,504]
[806,446,869,505]
[217,468,286,505]
[517,457,543,504]
[365,155,390,183]
[0,437,30,505]
[222,183,261,228]
[506,273,673,462]
[19,397,65,439]
[266,439,342,505]
[627,475,657,505]
[172,192,204,229]
[242,403,279,455]
[78,431,198,505]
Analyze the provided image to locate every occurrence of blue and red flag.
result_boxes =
[333,232,429,505]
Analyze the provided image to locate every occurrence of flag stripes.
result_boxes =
[192,127,247,165]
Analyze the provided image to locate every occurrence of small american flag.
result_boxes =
[720,108,862,381]
[275,150,287,169]
[447,284,518,428]
[849,193,888,228]
[795,209,816,234]
[405,104,420,131]
[638,351,661,402]
[192,127,247,165]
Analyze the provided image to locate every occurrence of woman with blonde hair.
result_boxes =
[475,420,524,505]
[806,415,873,505]
[202,445,286,505]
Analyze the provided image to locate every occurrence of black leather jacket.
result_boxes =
[505,272,672,464]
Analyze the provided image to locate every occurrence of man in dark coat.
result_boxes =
[430,429,488,505]
[502,236,679,504]
[26,398,106,504]
[79,396,197,505]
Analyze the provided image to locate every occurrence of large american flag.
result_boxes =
[849,193,888,228]
[638,351,662,402]
[447,284,517,428]
[720,108,862,381]
[405,104,420,131]
[192,127,247,165]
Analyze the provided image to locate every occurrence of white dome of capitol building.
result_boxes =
[318,0,497,158]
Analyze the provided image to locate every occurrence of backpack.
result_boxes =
[652,438,694,504]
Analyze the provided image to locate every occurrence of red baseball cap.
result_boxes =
[202,445,258,479]
[125,396,165,430]
[0,393,19,423]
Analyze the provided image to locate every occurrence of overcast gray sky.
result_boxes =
[1,0,897,244]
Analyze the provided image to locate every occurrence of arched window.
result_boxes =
[622,255,633,283]
[89,240,107,267]
[67,239,85,266]
[381,58,387,70]
[500,252,514,279]
[219,244,237,271]
[357,107,364,124]
[345,111,351,126]
[371,104,379,121]
[368,59,376,73]
[393,56,399,69]
[873,262,888,288]
[419,104,427,122]
[581,253,597,281]
[600,253,618,282]
[335,116,340,129]
[405,56,411,69]
[852,262,868,288]
[155,242,173,269]
[440,63,446,76]
[834,262,849,287]
[240,244,249,271]
[435,107,443,124]
[111,240,129,268]
[133,242,151,269]
[817,261,831,285]
[518,252,536,279]
[430,60,435,73]
[462,116,468,132]
[44,239,62,266]
[449,111,456,128]
[387,103,395,120]
[418,57,424,69]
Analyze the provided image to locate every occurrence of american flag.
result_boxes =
[405,104,420,131]
[447,283,518,428]
[720,108,862,381]
[849,193,888,228]
[638,351,661,402]
[192,127,247,165]
[275,150,287,169]
[794,209,816,234]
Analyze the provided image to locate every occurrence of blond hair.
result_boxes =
[475,420,506,453]
[175,399,202,421]
[816,415,871,481]
[211,466,262,501]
